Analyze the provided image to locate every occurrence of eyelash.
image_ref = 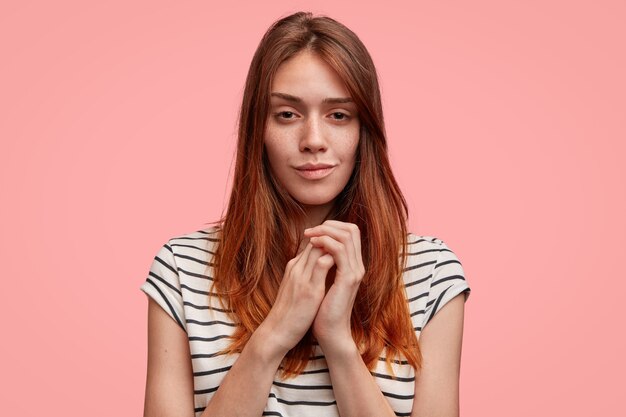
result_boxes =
[275,111,296,120]
[274,111,350,122]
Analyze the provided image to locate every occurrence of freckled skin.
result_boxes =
[264,51,360,222]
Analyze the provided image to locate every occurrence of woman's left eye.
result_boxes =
[331,112,348,121]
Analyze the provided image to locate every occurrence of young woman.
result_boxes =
[141,11,471,417]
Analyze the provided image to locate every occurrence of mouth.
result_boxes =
[296,164,335,180]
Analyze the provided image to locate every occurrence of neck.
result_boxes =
[294,201,335,254]
[302,201,334,229]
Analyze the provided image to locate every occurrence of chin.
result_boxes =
[290,191,339,207]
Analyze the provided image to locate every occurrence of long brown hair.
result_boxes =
[210,11,421,377]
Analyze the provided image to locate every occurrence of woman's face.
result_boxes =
[264,51,360,218]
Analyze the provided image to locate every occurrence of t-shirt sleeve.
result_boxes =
[140,241,187,333]
[422,241,471,329]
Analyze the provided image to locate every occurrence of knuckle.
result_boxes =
[312,235,325,243]
[316,256,333,268]
[339,231,351,241]
[300,288,314,300]
[287,263,301,276]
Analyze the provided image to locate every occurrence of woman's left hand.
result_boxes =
[303,220,365,354]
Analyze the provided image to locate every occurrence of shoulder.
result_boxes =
[153,225,222,287]
[402,232,449,291]
[403,231,467,286]
[402,232,470,333]
[167,225,221,246]
[403,232,452,274]
[165,225,221,264]
[405,232,449,250]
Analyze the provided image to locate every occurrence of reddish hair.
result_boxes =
[208,11,421,377]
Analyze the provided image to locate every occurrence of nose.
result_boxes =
[299,117,327,153]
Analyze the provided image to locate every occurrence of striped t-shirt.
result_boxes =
[140,226,471,417]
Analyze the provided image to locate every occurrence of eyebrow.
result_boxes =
[270,92,354,104]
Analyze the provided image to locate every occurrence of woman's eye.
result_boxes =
[331,112,348,121]
[277,111,295,119]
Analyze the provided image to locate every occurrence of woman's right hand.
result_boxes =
[261,242,335,355]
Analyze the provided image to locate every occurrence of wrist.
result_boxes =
[318,336,359,361]
[251,322,290,364]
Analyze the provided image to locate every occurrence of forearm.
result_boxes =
[201,325,285,417]
[323,341,396,417]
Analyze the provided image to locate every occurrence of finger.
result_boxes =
[288,242,313,276]
[310,253,335,288]
[306,224,358,272]
[301,246,326,280]
[305,221,356,256]
[332,221,361,263]
[318,221,363,274]
[309,234,353,274]
[305,221,361,261]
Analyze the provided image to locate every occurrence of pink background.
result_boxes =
[1,0,624,415]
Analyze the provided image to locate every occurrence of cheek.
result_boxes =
[263,127,282,163]
[264,139,294,179]
[264,142,281,173]
[339,128,360,162]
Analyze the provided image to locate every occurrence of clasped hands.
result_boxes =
[263,220,365,356]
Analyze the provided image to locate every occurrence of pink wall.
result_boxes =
[1,0,624,415]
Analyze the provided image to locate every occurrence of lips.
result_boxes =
[294,163,336,180]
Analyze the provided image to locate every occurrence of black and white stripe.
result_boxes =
[141,227,470,416]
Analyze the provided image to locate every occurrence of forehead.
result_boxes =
[270,51,351,100]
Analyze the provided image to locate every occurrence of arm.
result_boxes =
[322,341,397,416]
[305,221,397,417]
[305,221,468,416]
[319,292,466,417]
[202,243,333,416]
[199,324,286,417]
[411,292,466,417]
[144,298,195,417]
[144,297,285,417]
[144,243,334,417]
